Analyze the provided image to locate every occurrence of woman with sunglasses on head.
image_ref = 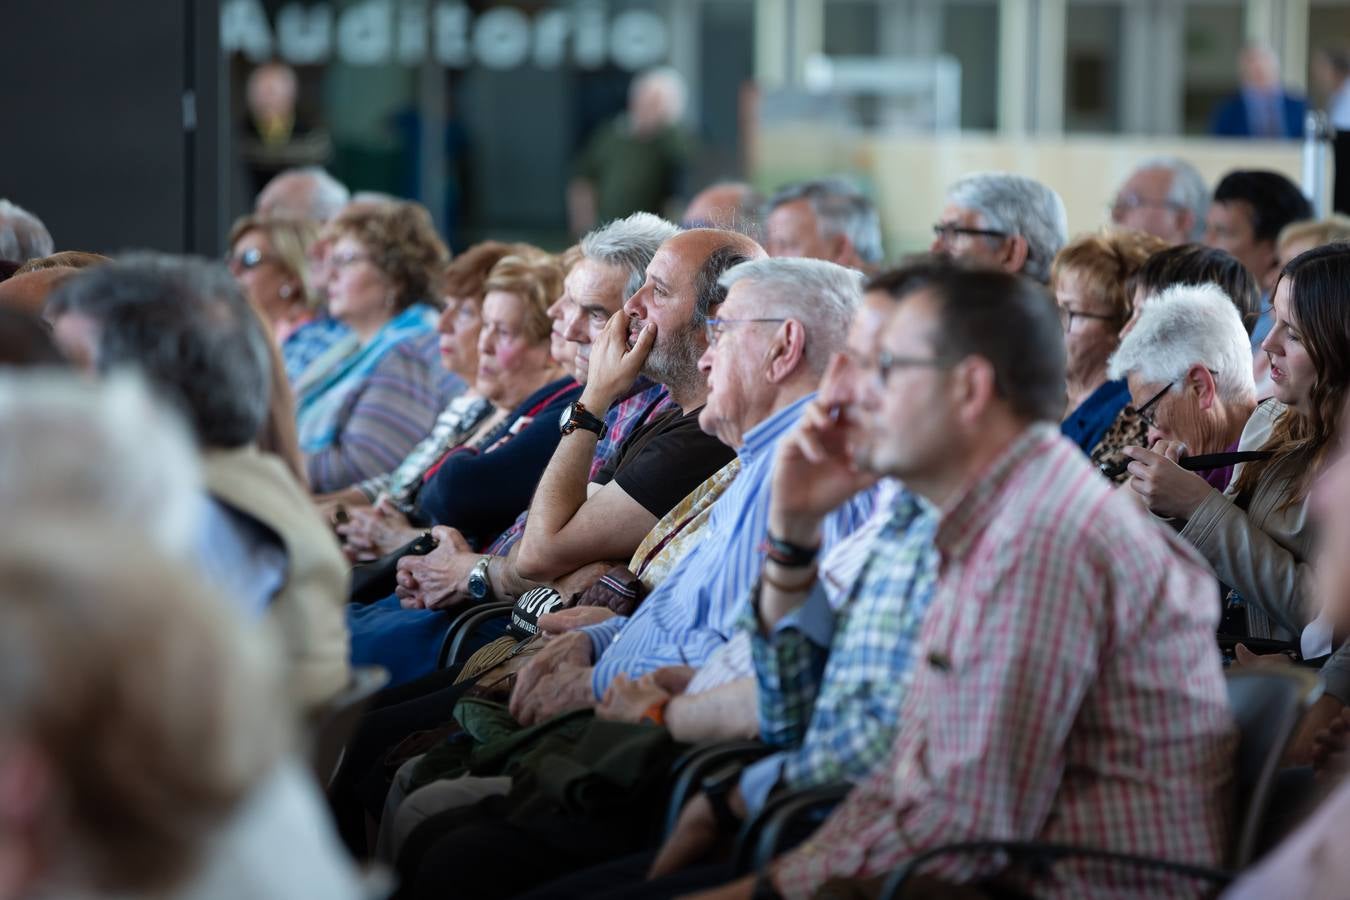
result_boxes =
[293,201,453,492]
[1052,228,1169,482]
[227,215,322,345]
[1123,243,1350,648]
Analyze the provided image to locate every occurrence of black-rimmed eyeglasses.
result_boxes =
[1134,381,1174,431]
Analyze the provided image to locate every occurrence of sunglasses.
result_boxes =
[228,247,276,271]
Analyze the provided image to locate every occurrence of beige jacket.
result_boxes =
[203,446,351,709]
[1179,400,1315,640]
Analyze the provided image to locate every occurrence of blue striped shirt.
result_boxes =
[582,393,876,698]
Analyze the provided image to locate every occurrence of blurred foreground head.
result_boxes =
[0,523,285,898]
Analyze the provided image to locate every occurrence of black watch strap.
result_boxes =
[563,402,607,438]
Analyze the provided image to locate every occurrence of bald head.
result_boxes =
[0,268,77,317]
[682,183,765,237]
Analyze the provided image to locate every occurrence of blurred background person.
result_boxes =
[227,215,322,346]
[1211,43,1307,138]
[567,67,691,236]
[1311,44,1350,131]
[293,201,454,492]
[762,176,883,271]
[1204,169,1313,346]
[1124,243,1261,335]
[255,165,350,226]
[1052,228,1168,480]
[930,171,1068,284]
[1109,156,1210,245]
[239,61,331,200]
[680,181,763,237]
[0,199,53,266]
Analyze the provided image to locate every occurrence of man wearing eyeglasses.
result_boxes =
[1109,157,1210,246]
[929,172,1068,284]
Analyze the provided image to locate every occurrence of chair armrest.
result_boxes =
[436,602,514,669]
[879,840,1235,900]
[733,782,851,875]
[663,740,770,838]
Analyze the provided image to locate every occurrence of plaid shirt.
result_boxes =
[484,380,671,555]
[770,425,1235,900]
[739,488,938,813]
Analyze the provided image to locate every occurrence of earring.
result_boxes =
[279,284,293,299]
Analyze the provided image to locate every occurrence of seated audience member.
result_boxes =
[0,308,64,367]
[1123,243,1261,334]
[0,524,362,900]
[1203,170,1312,348]
[0,198,53,264]
[254,165,350,224]
[1110,156,1210,245]
[1108,283,1259,491]
[762,177,883,272]
[682,181,765,237]
[390,257,874,898]
[0,267,79,317]
[45,255,351,708]
[294,201,456,492]
[1123,243,1350,650]
[1277,216,1350,268]
[1222,414,1350,900]
[930,171,1068,284]
[315,241,519,518]
[1053,228,1168,480]
[616,261,1233,900]
[14,250,111,274]
[227,215,322,345]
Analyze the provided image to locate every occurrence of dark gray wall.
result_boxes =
[2,0,225,256]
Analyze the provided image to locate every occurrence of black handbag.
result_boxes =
[347,531,439,605]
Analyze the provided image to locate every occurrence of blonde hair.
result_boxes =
[1051,227,1170,323]
[228,214,321,309]
[483,251,564,343]
[1278,215,1350,256]
[0,523,285,895]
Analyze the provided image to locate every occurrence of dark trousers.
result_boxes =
[517,852,735,900]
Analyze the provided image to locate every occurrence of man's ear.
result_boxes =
[1187,363,1218,411]
[764,320,807,384]
[1002,235,1030,275]
[950,355,999,427]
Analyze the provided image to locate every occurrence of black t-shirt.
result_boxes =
[596,404,736,519]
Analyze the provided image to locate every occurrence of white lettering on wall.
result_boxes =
[220,0,669,72]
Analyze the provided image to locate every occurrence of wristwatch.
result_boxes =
[558,400,607,439]
[466,555,493,602]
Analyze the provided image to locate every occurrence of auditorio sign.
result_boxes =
[221,0,671,71]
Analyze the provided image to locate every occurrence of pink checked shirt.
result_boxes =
[770,424,1236,899]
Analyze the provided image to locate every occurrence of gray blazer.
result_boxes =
[1179,401,1315,641]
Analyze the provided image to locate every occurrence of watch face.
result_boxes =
[558,402,576,431]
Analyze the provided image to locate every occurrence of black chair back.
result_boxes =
[309,665,390,790]
[1225,667,1321,867]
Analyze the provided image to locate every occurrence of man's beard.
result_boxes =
[642,318,703,394]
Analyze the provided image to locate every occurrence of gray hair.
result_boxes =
[0,371,202,559]
[580,212,681,301]
[45,253,272,449]
[767,177,884,264]
[255,166,350,223]
[1107,282,1256,405]
[945,172,1068,283]
[0,199,54,263]
[1130,156,1210,241]
[718,257,862,374]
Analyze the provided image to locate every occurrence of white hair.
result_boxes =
[1107,282,1256,405]
[580,212,681,301]
[0,199,54,263]
[0,371,203,559]
[630,67,687,123]
[767,176,884,264]
[718,257,862,374]
[255,166,350,223]
[1129,156,1210,241]
[945,172,1068,284]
